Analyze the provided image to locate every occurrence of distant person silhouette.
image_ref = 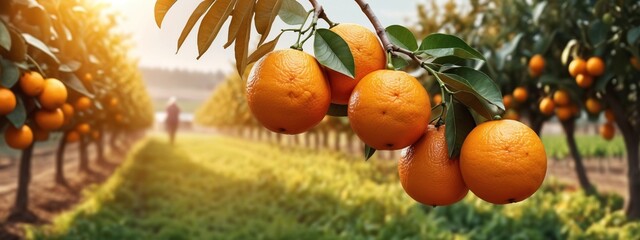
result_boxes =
[165,97,180,145]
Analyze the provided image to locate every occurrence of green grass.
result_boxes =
[541,135,626,159]
[27,134,640,239]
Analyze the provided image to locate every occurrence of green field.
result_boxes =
[541,135,626,159]
[28,134,639,239]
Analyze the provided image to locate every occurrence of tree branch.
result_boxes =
[308,0,335,27]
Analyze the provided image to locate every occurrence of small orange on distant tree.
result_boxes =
[555,106,573,121]
[75,96,92,111]
[76,123,91,135]
[586,98,602,114]
[553,90,570,106]
[0,88,17,115]
[91,130,101,140]
[503,95,513,109]
[61,103,74,119]
[605,109,615,122]
[600,122,615,140]
[38,78,68,110]
[586,57,605,76]
[539,97,555,115]
[4,125,34,150]
[528,54,545,77]
[576,74,593,88]
[66,131,80,143]
[568,58,586,77]
[513,87,528,102]
[84,73,93,83]
[631,57,640,71]
[19,71,45,96]
[399,125,468,206]
[432,94,442,105]
[35,108,65,131]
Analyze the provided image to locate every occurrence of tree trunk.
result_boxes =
[79,137,90,172]
[334,132,341,151]
[561,120,595,195]
[96,131,107,165]
[323,131,329,149]
[11,144,34,218]
[530,114,545,136]
[55,134,67,185]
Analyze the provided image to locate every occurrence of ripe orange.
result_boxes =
[75,96,92,111]
[35,108,65,131]
[61,103,74,119]
[32,126,50,142]
[460,120,547,204]
[115,114,124,123]
[576,74,593,88]
[91,130,101,140]
[432,94,442,105]
[539,97,555,115]
[553,90,570,106]
[399,125,468,206]
[605,109,614,122]
[0,88,17,115]
[66,130,80,143]
[39,78,68,110]
[84,73,93,83]
[632,57,640,71]
[586,98,601,114]
[503,95,513,109]
[586,57,605,76]
[326,23,386,104]
[76,123,91,135]
[109,97,119,108]
[503,109,520,120]
[513,87,528,102]
[247,49,331,134]
[569,104,580,116]
[556,106,573,121]
[568,58,586,77]
[19,71,45,96]
[348,70,430,150]
[600,122,615,140]
[528,54,545,77]
[4,125,34,149]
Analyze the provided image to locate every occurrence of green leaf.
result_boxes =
[390,55,408,70]
[63,73,94,98]
[628,26,640,45]
[532,2,547,25]
[364,144,376,161]
[445,98,476,158]
[197,0,237,59]
[22,33,60,64]
[419,33,484,61]
[0,58,20,88]
[154,0,177,28]
[177,0,213,53]
[6,96,26,128]
[278,0,308,25]
[314,28,355,78]
[429,104,444,124]
[588,20,607,46]
[326,103,347,117]
[495,33,523,70]
[385,25,418,51]
[437,67,504,119]
[0,20,11,51]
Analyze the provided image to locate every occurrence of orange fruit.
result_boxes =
[84,73,93,83]
[109,97,119,108]
[4,125,34,149]
[432,94,442,105]
[528,54,545,77]
[600,122,615,140]
[348,70,430,150]
[19,71,45,96]
[586,98,601,114]
[91,130,100,140]
[115,114,124,123]
[503,95,513,109]
[460,120,547,204]
[539,97,555,115]
[568,58,586,77]
[35,108,65,131]
[556,106,573,121]
[513,87,528,102]
[503,109,520,120]
[76,123,91,135]
[75,96,92,111]
[631,57,640,71]
[32,126,50,142]
[66,130,80,143]
[576,74,593,88]
[38,78,68,110]
[247,49,331,134]
[326,23,386,104]
[553,90,570,106]
[586,57,605,76]
[605,109,614,122]
[399,125,468,206]
[0,88,17,115]
[569,104,580,116]
[61,103,74,119]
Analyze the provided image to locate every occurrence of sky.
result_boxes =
[99,0,423,73]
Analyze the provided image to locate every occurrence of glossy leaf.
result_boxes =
[445,98,476,158]
[326,103,348,117]
[429,104,444,124]
[6,96,26,128]
[532,2,547,25]
[314,28,355,79]
[278,0,308,25]
[588,20,606,46]
[64,73,94,98]
[254,0,283,44]
[364,144,376,161]
[437,67,504,119]
[154,0,178,28]
[224,0,256,48]
[385,25,418,51]
[0,58,19,88]
[22,33,60,64]
[419,33,484,61]
[177,0,213,53]
[628,26,640,45]
[0,20,10,51]
[248,32,282,63]
[390,55,408,70]
[197,0,237,59]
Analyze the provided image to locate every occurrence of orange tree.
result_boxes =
[157,0,550,207]
[0,0,152,220]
